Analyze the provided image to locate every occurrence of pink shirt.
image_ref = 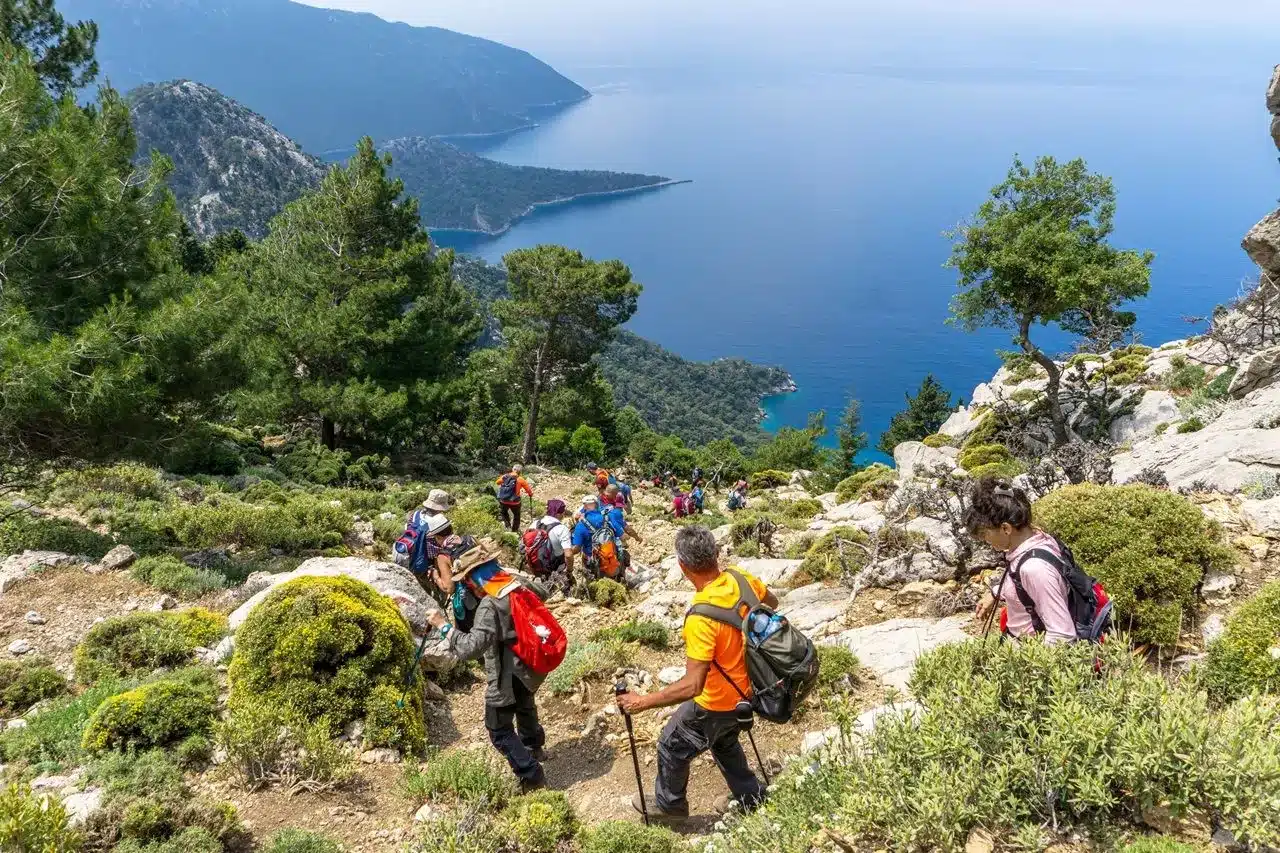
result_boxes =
[997,531,1076,644]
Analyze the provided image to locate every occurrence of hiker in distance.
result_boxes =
[616,525,769,819]
[572,494,642,584]
[427,540,561,792]
[496,464,534,532]
[966,478,1111,643]
[523,498,577,594]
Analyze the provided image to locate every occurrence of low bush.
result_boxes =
[112,827,223,853]
[581,820,682,853]
[501,790,577,853]
[1119,838,1200,853]
[403,749,516,808]
[450,495,508,540]
[163,493,350,552]
[0,782,81,852]
[1204,581,1280,704]
[227,576,424,751]
[796,526,868,584]
[588,578,628,608]
[1098,346,1152,386]
[1000,352,1044,385]
[768,496,823,522]
[545,640,631,696]
[815,644,860,691]
[0,514,114,560]
[1176,417,1204,434]
[1164,356,1207,393]
[216,701,355,793]
[1034,484,1233,647]
[82,670,217,753]
[707,639,1280,853]
[748,470,791,489]
[834,464,895,504]
[408,807,500,853]
[129,555,225,598]
[262,828,345,853]
[1009,387,1042,405]
[0,679,124,767]
[592,619,672,650]
[74,609,226,683]
[275,439,387,487]
[922,433,953,449]
[0,658,68,715]
[51,463,170,504]
[957,443,1025,480]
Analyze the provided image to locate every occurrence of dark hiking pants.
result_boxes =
[653,700,763,815]
[499,502,521,532]
[486,679,545,783]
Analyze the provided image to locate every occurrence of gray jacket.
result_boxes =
[446,587,546,706]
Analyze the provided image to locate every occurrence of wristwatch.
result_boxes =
[438,623,452,639]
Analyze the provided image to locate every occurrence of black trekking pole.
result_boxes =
[735,700,771,786]
[615,682,650,826]
[397,629,435,709]
[980,564,1011,639]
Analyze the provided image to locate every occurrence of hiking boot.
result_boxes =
[519,774,547,795]
[632,793,687,823]
[529,746,549,762]
[714,792,765,816]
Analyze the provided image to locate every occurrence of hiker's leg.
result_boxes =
[499,503,515,532]
[486,700,542,782]
[652,701,706,815]
[705,712,764,808]
[512,680,545,752]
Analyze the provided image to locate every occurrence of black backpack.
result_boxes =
[685,569,820,723]
[1006,535,1112,642]
[496,473,519,503]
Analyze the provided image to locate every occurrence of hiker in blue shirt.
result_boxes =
[571,495,642,583]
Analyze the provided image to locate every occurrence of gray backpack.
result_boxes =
[685,569,820,723]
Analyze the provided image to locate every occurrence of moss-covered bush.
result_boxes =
[588,578,628,608]
[922,433,953,449]
[960,412,999,450]
[449,496,516,548]
[1000,352,1044,385]
[816,644,860,692]
[834,464,895,504]
[1176,417,1204,434]
[545,640,631,696]
[1034,484,1233,646]
[501,790,577,853]
[957,443,1026,480]
[130,555,225,598]
[0,514,114,560]
[1164,356,1207,394]
[749,470,791,489]
[163,493,350,552]
[0,679,124,767]
[262,828,345,853]
[0,658,68,715]
[591,619,671,650]
[403,749,516,808]
[796,526,868,584]
[582,820,682,853]
[1098,345,1153,386]
[1204,581,1280,703]
[0,782,81,851]
[74,610,226,684]
[51,463,170,505]
[227,576,424,751]
[82,671,217,753]
[706,639,1280,853]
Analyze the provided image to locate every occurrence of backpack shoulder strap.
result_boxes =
[725,570,761,609]
[686,602,743,629]
[1009,551,1050,634]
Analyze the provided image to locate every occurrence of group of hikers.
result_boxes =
[394,472,1112,821]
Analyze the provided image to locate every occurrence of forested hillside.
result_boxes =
[383,137,672,233]
[61,0,588,151]
[129,81,325,238]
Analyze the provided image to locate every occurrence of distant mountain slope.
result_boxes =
[383,137,673,234]
[64,0,589,152]
[129,81,325,238]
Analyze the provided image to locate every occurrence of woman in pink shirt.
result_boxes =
[966,479,1078,644]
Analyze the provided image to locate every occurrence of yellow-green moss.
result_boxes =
[81,672,217,753]
[74,610,226,684]
[1204,581,1280,703]
[834,464,895,504]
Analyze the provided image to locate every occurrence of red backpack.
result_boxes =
[521,521,561,576]
[503,585,567,675]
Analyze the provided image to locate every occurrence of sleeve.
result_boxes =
[683,615,719,662]
[1020,559,1078,644]
[448,599,498,662]
[553,524,573,551]
[570,522,589,551]
[747,575,769,603]
[519,477,533,497]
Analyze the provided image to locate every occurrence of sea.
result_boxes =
[430,23,1279,456]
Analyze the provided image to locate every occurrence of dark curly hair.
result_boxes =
[963,477,1032,535]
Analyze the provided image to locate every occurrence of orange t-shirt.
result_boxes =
[683,569,768,712]
[494,474,533,504]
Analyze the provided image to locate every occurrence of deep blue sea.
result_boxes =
[432,52,1279,453]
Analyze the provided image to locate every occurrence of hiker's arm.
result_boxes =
[433,556,454,596]
[617,658,709,714]
[429,603,495,663]
[624,526,642,544]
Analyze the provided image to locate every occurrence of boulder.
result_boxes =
[939,407,982,441]
[1244,210,1280,279]
[1230,346,1280,399]
[825,500,886,533]
[816,492,840,512]
[658,666,686,685]
[790,470,813,486]
[8,639,32,656]
[0,551,78,593]
[1241,496,1280,537]
[904,517,960,564]
[892,441,957,483]
[634,590,695,630]
[776,584,852,637]
[661,555,684,588]
[62,788,103,827]
[89,544,136,574]
[826,616,971,692]
[733,558,803,588]
[1109,390,1181,444]
[1272,115,1280,155]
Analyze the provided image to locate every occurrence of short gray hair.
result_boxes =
[675,525,720,574]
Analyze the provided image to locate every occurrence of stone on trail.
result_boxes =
[7,639,32,656]
[24,611,45,625]
[89,544,137,574]
[658,666,686,685]
[634,590,695,630]
[825,616,971,692]
[776,584,853,637]
[0,551,78,593]
[1240,496,1280,538]
[732,558,803,588]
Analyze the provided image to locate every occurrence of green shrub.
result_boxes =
[0,515,114,560]
[0,658,68,715]
[816,644,860,691]
[834,464,895,504]
[216,701,355,792]
[1204,581,1280,703]
[582,820,681,853]
[1154,422,1171,436]
[769,496,823,521]
[112,827,223,853]
[545,640,631,696]
[796,526,868,583]
[749,470,791,489]
[1176,417,1204,434]
[0,679,125,767]
[1009,387,1042,405]
[227,576,424,751]
[569,425,607,466]
[1000,352,1043,385]
[1119,838,1200,853]
[961,412,1000,450]
[175,733,213,768]
[403,750,516,808]
[409,807,501,853]
[735,540,760,558]
[591,619,671,650]
[588,578,628,608]
[1165,359,1207,393]
[958,440,1028,478]
[921,433,953,449]
[262,828,345,853]
[0,783,82,852]
[706,639,1280,853]
[74,609,226,683]
[163,493,350,552]
[81,671,217,753]
[51,463,170,504]
[130,555,225,598]
[501,790,577,853]
[450,496,512,545]
[1034,484,1232,647]
[1205,366,1237,399]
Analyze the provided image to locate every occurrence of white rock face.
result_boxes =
[634,590,695,630]
[0,551,78,592]
[658,666,686,685]
[939,407,983,441]
[825,500,886,533]
[1109,391,1181,445]
[1230,346,1280,398]
[893,442,957,483]
[62,788,103,827]
[731,558,804,589]
[825,616,971,692]
[776,584,853,637]
[904,517,960,564]
[1241,496,1280,537]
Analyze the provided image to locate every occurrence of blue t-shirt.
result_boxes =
[572,508,626,550]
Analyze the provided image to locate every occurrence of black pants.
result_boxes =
[499,502,521,532]
[653,700,763,815]
[485,679,545,783]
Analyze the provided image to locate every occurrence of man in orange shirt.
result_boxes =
[617,525,772,819]
[495,464,534,532]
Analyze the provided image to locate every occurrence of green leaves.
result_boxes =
[878,375,956,455]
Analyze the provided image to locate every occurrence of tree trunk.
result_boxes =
[1018,318,1069,447]
[520,343,548,463]
[321,417,336,451]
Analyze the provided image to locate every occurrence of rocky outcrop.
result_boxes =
[1244,66,1280,280]
[0,551,80,593]
[89,544,137,574]
[1109,390,1181,444]
[1228,345,1280,399]
[893,441,958,483]
[824,616,971,692]
[776,583,853,638]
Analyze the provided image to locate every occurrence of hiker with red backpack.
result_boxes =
[523,499,576,594]
[428,539,566,792]
[495,464,534,532]
[965,479,1112,643]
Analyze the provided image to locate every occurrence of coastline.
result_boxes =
[429,178,692,237]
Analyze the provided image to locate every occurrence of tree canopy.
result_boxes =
[1,0,97,94]
[877,375,955,455]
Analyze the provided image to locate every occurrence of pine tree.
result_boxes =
[1,0,99,94]
[877,375,956,455]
